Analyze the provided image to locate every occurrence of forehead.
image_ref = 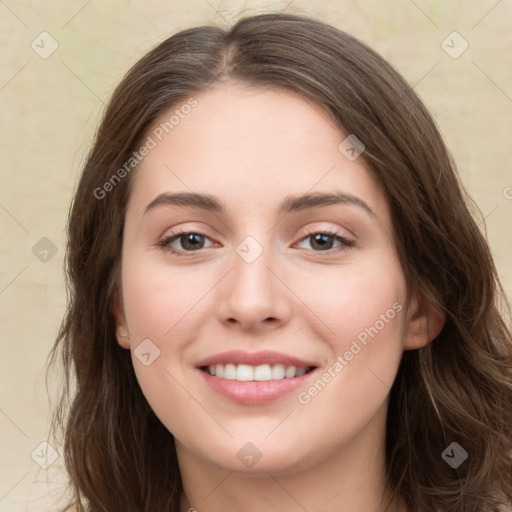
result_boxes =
[126,82,390,227]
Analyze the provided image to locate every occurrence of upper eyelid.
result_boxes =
[162,226,350,241]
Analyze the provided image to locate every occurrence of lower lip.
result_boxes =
[197,369,316,405]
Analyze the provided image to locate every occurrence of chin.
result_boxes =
[190,437,317,476]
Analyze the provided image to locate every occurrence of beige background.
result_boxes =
[1,0,511,510]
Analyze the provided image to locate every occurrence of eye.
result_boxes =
[158,230,215,255]
[296,230,354,253]
[158,228,354,256]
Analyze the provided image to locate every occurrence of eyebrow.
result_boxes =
[144,190,376,218]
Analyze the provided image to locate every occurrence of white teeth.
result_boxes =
[271,364,285,379]
[254,364,272,381]
[224,364,237,380]
[285,365,296,378]
[205,363,311,381]
[236,364,254,381]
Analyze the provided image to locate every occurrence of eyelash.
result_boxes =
[157,228,355,257]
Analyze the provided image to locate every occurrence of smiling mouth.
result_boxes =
[200,363,316,382]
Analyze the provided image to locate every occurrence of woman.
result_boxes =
[49,12,512,512]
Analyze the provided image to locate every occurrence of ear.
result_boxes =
[111,291,130,349]
[403,293,446,350]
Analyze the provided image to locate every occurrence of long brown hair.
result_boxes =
[48,12,512,512]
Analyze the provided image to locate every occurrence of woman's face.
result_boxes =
[115,82,433,474]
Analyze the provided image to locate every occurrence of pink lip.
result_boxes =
[195,351,318,405]
[195,350,316,368]
[197,368,316,405]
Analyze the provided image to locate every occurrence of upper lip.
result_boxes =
[195,350,317,368]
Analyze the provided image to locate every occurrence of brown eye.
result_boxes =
[177,233,206,251]
[158,231,214,255]
[297,231,354,252]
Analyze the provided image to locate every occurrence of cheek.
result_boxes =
[293,258,406,410]
[121,258,208,341]
[290,256,406,350]
[120,261,207,435]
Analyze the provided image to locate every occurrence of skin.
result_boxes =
[114,82,445,512]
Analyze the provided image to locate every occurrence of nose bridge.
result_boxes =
[216,233,291,328]
[232,234,276,306]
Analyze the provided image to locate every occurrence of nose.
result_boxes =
[215,240,293,332]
